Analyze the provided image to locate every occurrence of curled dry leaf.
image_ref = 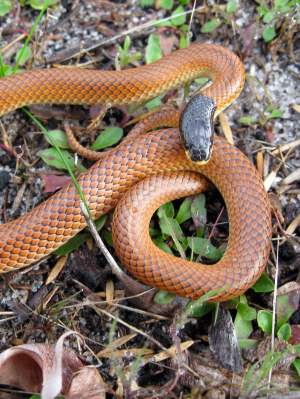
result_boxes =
[67,366,106,399]
[0,332,106,399]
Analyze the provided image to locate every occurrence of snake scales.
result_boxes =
[0,43,271,301]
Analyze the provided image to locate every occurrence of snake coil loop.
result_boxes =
[0,43,271,300]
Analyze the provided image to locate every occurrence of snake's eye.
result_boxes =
[179,95,216,163]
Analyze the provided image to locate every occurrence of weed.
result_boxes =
[257,0,299,42]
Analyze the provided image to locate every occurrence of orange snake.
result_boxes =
[0,43,271,301]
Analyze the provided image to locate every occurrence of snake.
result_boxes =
[0,43,271,301]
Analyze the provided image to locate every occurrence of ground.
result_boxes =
[0,1,299,398]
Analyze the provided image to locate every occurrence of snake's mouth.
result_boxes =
[185,149,210,165]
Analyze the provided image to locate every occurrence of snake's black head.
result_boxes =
[179,95,216,163]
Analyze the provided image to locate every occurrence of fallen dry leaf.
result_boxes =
[42,173,71,193]
[67,366,106,399]
[46,255,68,285]
[0,332,106,399]
[256,150,264,178]
[219,112,234,145]
[286,213,300,235]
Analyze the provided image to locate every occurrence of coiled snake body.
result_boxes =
[0,43,271,300]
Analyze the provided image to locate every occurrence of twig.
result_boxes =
[79,201,125,279]
[267,237,280,389]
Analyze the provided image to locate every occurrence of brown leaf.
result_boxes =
[289,325,300,345]
[42,173,71,193]
[219,112,234,145]
[0,332,105,399]
[67,367,106,399]
[46,255,68,285]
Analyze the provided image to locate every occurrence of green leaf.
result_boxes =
[267,108,283,119]
[238,115,257,126]
[277,323,292,341]
[234,312,253,339]
[157,204,185,257]
[16,45,31,66]
[176,197,192,224]
[158,0,173,10]
[187,237,223,261]
[263,10,275,23]
[139,0,154,7]
[257,310,273,335]
[226,0,238,14]
[252,273,274,293]
[44,129,70,149]
[191,194,207,228]
[159,217,184,241]
[185,289,223,317]
[154,290,176,304]
[184,301,215,318]
[179,0,189,4]
[103,230,113,246]
[153,238,173,254]
[38,148,83,172]
[195,77,210,86]
[274,0,289,8]
[123,35,131,51]
[262,26,276,42]
[145,34,162,64]
[238,339,258,350]
[293,359,300,376]
[27,0,58,10]
[158,202,175,219]
[179,34,189,49]
[237,303,257,321]
[145,96,162,110]
[257,4,269,17]
[239,294,248,304]
[201,18,221,33]
[91,127,123,150]
[0,0,12,16]
[170,5,186,26]
[117,36,141,68]
[0,63,14,77]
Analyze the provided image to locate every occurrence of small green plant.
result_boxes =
[241,350,286,396]
[19,0,59,10]
[0,0,58,17]
[115,36,142,69]
[0,0,54,76]
[239,105,283,127]
[139,0,189,9]
[257,0,299,42]
[91,127,123,150]
[0,0,12,16]
[35,125,124,172]
[201,0,239,34]
[152,194,225,262]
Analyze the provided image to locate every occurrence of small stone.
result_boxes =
[0,171,10,190]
